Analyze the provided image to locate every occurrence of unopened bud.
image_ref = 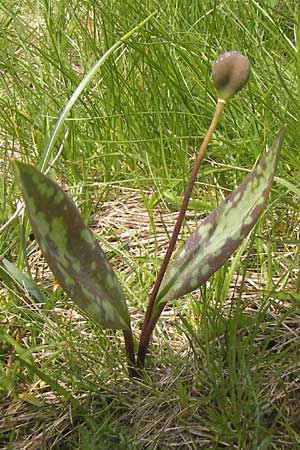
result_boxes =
[212,51,251,101]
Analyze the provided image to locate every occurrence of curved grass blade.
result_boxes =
[0,257,46,304]
[40,11,157,172]
[12,161,130,330]
[156,126,287,305]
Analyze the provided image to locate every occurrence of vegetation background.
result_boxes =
[1,0,300,449]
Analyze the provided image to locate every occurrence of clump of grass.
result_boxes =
[1,1,300,449]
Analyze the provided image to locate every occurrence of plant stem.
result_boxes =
[123,328,139,378]
[137,99,226,367]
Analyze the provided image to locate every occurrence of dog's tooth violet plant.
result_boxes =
[10,51,286,377]
[137,51,252,366]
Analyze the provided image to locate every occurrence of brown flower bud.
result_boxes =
[212,51,251,101]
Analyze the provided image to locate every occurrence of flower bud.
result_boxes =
[212,51,251,101]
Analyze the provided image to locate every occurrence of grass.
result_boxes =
[1,0,300,448]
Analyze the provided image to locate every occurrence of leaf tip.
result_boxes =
[275,125,287,151]
[10,158,22,182]
[10,157,18,170]
[279,124,287,136]
[10,159,30,180]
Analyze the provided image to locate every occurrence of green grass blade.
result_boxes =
[0,257,46,304]
[157,126,287,304]
[13,160,130,330]
[275,176,300,197]
[39,10,157,172]
[0,328,82,410]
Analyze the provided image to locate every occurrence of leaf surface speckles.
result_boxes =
[156,126,287,305]
[13,161,130,330]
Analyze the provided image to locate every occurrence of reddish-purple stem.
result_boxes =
[137,100,226,368]
[123,328,139,378]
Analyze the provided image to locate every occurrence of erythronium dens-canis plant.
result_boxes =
[10,51,286,377]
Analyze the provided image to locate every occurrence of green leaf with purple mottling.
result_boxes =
[13,161,130,330]
[156,126,287,305]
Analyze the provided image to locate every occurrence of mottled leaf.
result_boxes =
[13,161,130,330]
[156,126,287,304]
